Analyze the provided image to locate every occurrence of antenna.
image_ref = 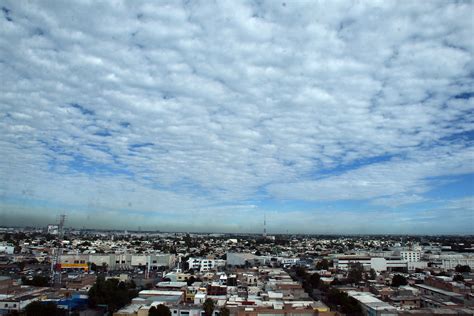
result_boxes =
[51,214,66,288]
[263,212,267,238]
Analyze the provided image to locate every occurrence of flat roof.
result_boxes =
[348,291,397,311]
[414,284,463,298]
[139,290,183,296]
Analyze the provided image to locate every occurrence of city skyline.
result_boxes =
[0,1,473,234]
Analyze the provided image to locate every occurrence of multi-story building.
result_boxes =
[187,258,226,272]
[0,244,14,255]
[61,253,175,271]
[333,256,407,272]
[399,251,421,262]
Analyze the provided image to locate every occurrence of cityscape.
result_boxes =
[0,226,473,315]
[0,1,473,316]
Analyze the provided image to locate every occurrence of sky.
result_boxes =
[0,0,473,234]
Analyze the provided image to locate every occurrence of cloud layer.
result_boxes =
[0,0,473,233]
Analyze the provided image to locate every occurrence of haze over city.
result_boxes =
[0,1,473,234]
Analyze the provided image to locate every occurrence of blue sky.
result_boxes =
[0,0,473,234]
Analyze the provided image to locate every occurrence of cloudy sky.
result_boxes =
[0,1,473,234]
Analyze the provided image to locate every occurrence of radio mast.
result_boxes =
[51,214,66,288]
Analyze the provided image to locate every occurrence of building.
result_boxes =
[47,224,59,235]
[187,258,226,272]
[333,256,407,272]
[347,291,397,316]
[0,244,14,255]
[399,251,421,262]
[227,253,268,267]
[61,253,176,271]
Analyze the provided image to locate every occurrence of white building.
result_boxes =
[334,256,407,272]
[194,292,207,305]
[47,224,59,235]
[0,244,14,255]
[348,291,397,316]
[399,251,421,262]
[61,253,175,270]
[441,258,474,269]
[187,258,226,272]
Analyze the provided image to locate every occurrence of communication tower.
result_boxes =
[51,214,66,288]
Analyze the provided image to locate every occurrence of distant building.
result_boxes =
[333,256,407,272]
[227,253,269,267]
[399,251,421,262]
[187,257,226,272]
[61,253,175,271]
[0,244,14,255]
[347,291,397,316]
[47,224,59,235]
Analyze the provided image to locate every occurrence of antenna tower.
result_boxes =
[263,212,267,238]
[51,214,66,288]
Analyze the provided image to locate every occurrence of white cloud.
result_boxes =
[0,0,472,232]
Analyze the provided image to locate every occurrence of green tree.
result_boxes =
[149,304,171,316]
[391,274,408,287]
[25,301,65,316]
[203,298,215,316]
[18,261,26,271]
[187,275,196,286]
[326,289,361,316]
[310,273,321,288]
[22,275,50,287]
[453,274,464,282]
[220,307,230,316]
[88,276,138,313]
[369,268,377,280]
[316,259,330,270]
[347,263,364,283]
[455,265,471,273]
[294,266,307,278]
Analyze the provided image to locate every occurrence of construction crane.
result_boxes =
[50,214,66,288]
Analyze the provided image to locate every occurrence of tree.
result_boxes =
[25,301,65,316]
[369,269,377,280]
[149,304,171,316]
[88,276,138,313]
[18,261,26,271]
[203,298,215,316]
[347,263,364,284]
[310,273,321,289]
[187,276,197,286]
[22,275,50,287]
[294,266,307,278]
[455,265,471,273]
[453,274,464,282]
[220,307,230,316]
[316,259,330,270]
[326,289,361,316]
[391,274,408,287]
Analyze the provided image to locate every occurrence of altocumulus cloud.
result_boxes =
[0,0,473,233]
